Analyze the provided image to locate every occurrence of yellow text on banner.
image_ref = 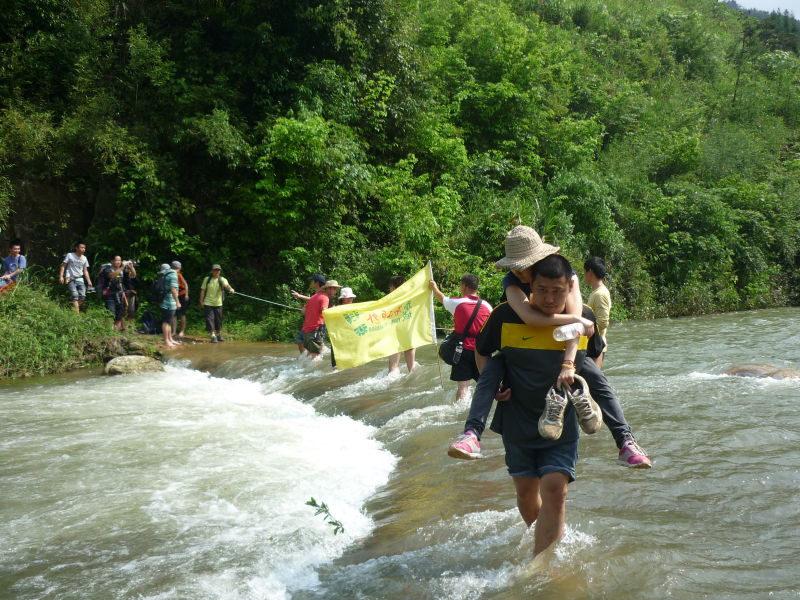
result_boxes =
[323,266,435,370]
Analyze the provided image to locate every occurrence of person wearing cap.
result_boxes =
[159,263,181,348]
[447,225,651,469]
[171,260,189,338]
[429,274,493,402]
[199,264,235,343]
[329,286,356,369]
[298,277,335,358]
[291,274,326,354]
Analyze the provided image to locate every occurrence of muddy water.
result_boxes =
[2,307,799,599]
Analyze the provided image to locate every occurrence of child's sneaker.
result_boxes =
[539,386,568,439]
[447,431,482,460]
[567,374,603,434]
[618,440,652,468]
[210,335,219,343]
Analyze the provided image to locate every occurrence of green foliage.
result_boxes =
[306,497,344,535]
[0,282,122,378]
[1,0,799,342]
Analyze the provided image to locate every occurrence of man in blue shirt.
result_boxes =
[0,242,26,290]
[158,263,181,348]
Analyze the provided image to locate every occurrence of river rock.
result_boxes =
[725,364,800,379]
[123,340,150,355]
[104,355,164,376]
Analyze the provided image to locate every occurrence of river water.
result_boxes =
[1,307,799,599]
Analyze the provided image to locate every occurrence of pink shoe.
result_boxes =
[618,440,652,468]
[448,431,482,460]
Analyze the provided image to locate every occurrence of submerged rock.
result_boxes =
[104,355,164,375]
[725,364,800,379]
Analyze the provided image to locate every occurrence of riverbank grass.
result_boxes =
[0,284,125,378]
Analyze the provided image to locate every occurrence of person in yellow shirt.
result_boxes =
[199,264,235,343]
[583,257,611,369]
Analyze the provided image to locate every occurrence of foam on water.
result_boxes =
[0,365,397,600]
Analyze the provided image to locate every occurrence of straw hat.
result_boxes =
[322,279,341,289]
[339,287,356,299]
[494,226,560,271]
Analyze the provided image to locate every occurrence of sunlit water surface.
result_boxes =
[2,307,799,599]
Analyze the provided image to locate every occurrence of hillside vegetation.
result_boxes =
[2,0,799,326]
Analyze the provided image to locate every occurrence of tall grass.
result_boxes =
[0,283,122,378]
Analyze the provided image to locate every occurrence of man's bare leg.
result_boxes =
[512,476,541,527]
[404,348,416,373]
[455,380,472,402]
[533,472,569,556]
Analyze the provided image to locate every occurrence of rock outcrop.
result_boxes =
[725,364,800,379]
[104,355,164,375]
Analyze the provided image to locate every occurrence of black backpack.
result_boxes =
[151,272,167,304]
[138,309,161,334]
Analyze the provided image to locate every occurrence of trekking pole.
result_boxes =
[233,292,303,311]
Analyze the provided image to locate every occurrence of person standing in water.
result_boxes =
[387,275,416,375]
[330,287,356,370]
[584,257,611,369]
[429,274,492,401]
[475,254,590,557]
[291,274,326,355]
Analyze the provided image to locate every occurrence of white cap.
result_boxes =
[339,287,356,299]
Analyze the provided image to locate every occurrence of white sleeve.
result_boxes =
[442,297,461,315]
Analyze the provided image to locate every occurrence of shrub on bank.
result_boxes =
[0,283,123,378]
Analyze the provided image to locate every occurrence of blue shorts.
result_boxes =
[294,328,304,344]
[503,438,579,482]
[67,278,86,300]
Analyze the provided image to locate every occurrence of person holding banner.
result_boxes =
[330,287,356,370]
[322,266,434,371]
[387,276,417,375]
[292,274,326,355]
[429,274,492,401]
[299,277,333,359]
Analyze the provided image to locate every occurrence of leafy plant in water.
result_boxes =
[306,497,345,535]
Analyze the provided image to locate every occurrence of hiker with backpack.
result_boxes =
[199,264,235,343]
[171,260,189,338]
[156,263,181,348]
[99,255,137,331]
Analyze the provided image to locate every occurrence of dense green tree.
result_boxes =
[1,0,799,333]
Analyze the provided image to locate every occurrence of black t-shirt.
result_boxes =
[476,303,603,447]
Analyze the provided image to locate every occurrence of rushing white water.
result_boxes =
[0,365,396,600]
[3,307,800,600]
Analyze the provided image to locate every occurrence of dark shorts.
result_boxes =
[303,327,325,354]
[176,295,188,316]
[104,295,125,320]
[161,308,176,324]
[205,306,223,332]
[294,328,305,344]
[450,348,480,382]
[503,438,579,482]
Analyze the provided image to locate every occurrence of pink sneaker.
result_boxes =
[448,431,482,460]
[618,440,652,468]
